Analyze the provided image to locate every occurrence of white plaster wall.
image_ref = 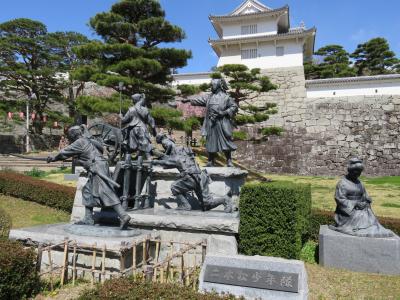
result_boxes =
[217,40,304,69]
[222,19,277,39]
[307,80,400,98]
[172,74,212,86]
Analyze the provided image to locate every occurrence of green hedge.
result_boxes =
[0,171,75,213]
[0,208,11,239]
[239,181,311,259]
[78,277,238,300]
[0,240,41,299]
[310,209,400,241]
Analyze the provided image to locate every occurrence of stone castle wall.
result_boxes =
[235,66,400,176]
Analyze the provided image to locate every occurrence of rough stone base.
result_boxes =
[319,225,400,275]
[9,223,156,279]
[199,254,308,300]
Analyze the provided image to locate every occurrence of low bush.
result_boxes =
[0,171,75,213]
[310,209,400,241]
[261,126,284,136]
[24,167,46,178]
[0,208,11,239]
[78,277,238,300]
[0,240,41,299]
[232,130,248,141]
[239,181,311,259]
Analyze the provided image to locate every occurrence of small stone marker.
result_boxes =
[199,254,308,300]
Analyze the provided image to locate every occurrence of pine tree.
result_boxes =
[0,19,76,133]
[72,0,192,104]
[351,37,399,76]
[314,45,356,78]
[46,31,90,121]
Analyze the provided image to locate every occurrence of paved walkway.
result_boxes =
[0,154,71,172]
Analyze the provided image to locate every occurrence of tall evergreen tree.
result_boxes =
[72,0,191,104]
[0,19,67,133]
[314,45,356,78]
[46,31,90,121]
[351,37,399,76]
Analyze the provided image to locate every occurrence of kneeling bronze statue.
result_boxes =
[330,158,394,238]
[153,134,233,212]
[47,126,131,229]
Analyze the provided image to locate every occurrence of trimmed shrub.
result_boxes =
[239,181,311,259]
[0,171,75,213]
[310,209,400,241]
[0,208,11,239]
[78,277,238,300]
[0,240,41,299]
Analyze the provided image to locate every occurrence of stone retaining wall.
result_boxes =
[0,134,61,154]
[235,66,400,176]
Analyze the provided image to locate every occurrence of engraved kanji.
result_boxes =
[280,276,293,288]
[251,271,262,283]
[223,270,234,280]
[237,270,248,282]
[265,273,275,286]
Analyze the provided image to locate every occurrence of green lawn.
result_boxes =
[0,194,70,228]
[306,263,400,300]
[264,174,400,219]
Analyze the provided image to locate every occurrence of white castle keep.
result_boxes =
[173,0,400,98]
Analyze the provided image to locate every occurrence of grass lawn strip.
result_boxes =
[264,174,400,219]
[0,194,69,228]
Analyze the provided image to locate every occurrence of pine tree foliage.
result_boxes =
[305,45,356,79]
[72,0,192,103]
[0,18,87,133]
[351,37,400,76]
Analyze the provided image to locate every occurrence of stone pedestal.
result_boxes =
[72,166,247,214]
[319,225,400,275]
[199,254,308,300]
[9,223,156,278]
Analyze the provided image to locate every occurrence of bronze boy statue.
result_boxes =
[47,125,131,229]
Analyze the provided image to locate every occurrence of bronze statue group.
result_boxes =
[47,78,395,237]
[47,79,236,230]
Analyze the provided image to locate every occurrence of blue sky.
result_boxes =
[1,0,399,73]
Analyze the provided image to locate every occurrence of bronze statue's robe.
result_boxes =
[55,137,120,208]
[121,102,155,153]
[330,176,394,237]
[190,92,238,153]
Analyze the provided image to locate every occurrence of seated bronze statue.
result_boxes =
[329,158,394,238]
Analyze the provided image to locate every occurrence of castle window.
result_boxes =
[241,48,258,59]
[241,24,257,35]
[276,46,285,56]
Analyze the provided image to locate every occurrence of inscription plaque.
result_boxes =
[204,265,299,293]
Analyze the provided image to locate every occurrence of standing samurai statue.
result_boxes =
[118,93,157,210]
[182,79,238,167]
[153,133,233,212]
[121,93,157,160]
[47,125,131,229]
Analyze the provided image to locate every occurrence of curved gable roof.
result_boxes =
[230,0,272,16]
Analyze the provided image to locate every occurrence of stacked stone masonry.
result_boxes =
[235,66,400,176]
